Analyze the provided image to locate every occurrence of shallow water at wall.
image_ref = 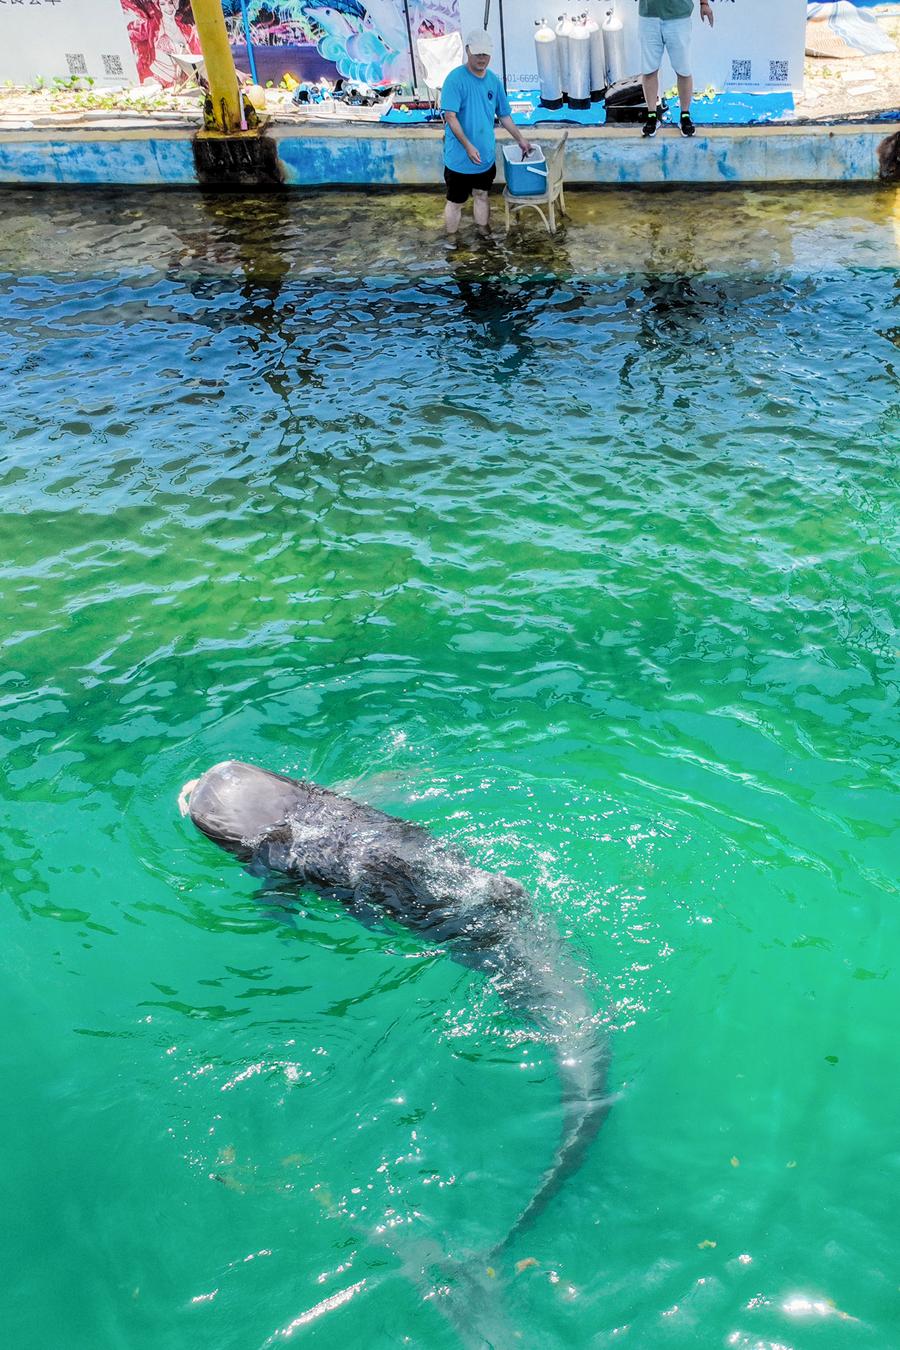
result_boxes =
[1,186,898,1350]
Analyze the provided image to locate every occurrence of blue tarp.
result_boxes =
[382,89,795,128]
[807,2,897,55]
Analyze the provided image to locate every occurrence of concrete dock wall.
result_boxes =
[0,119,892,189]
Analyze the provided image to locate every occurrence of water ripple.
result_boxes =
[1,187,898,1350]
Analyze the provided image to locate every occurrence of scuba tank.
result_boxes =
[556,14,574,101]
[567,13,592,110]
[534,17,563,110]
[583,11,606,101]
[602,5,626,87]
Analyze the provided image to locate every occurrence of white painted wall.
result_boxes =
[0,0,139,87]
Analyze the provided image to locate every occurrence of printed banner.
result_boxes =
[0,0,461,91]
[221,0,462,90]
[0,0,139,86]
[0,0,804,94]
[459,0,807,93]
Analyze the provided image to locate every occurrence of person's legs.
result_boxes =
[676,73,694,110]
[639,16,664,136]
[663,19,696,133]
[641,69,660,117]
[444,199,463,235]
[443,167,470,234]
[472,189,490,229]
[443,166,494,233]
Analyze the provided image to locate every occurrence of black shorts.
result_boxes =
[444,164,497,204]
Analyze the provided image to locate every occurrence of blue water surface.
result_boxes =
[1,186,898,1350]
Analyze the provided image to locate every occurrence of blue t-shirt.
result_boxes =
[440,65,511,174]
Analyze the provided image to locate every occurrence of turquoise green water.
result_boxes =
[1,187,898,1350]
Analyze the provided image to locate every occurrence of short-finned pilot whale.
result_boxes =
[180,758,612,1257]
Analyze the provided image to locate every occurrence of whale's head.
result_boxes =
[181,759,302,858]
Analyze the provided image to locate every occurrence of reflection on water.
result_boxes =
[3,183,899,280]
[1,185,898,1350]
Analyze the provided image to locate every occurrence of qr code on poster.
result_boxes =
[731,59,752,82]
[66,53,89,76]
[769,59,790,84]
[102,54,125,77]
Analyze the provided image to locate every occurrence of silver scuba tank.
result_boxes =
[567,13,592,110]
[584,11,606,101]
[556,13,574,100]
[602,5,626,86]
[534,17,563,109]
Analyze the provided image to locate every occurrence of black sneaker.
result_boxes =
[643,111,658,138]
[680,111,696,137]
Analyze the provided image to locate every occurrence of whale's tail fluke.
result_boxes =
[489,1022,613,1262]
[400,1241,519,1350]
[485,917,614,1262]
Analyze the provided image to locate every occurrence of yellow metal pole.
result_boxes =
[190,0,245,134]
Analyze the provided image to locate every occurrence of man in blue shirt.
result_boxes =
[440,29,534,237]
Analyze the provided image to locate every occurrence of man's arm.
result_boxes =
[498,115,534,159]
[444,110,482,164]
[700,0,714,26]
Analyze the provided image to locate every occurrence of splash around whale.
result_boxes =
[180,758,612,1255]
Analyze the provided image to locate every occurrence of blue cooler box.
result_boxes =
[503,144,547,196]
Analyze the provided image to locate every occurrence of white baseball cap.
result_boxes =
[465,28,494,55]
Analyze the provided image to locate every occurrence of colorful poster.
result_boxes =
[119,0,200,85]
[232,0,413,86]
[217,0,324,87]
[238,0,461,88]
[113,0,461,90]
[224,0,461,90]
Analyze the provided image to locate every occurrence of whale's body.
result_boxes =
[183,758,611,1254]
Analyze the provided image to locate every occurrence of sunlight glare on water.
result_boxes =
[0,185,898,1350]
